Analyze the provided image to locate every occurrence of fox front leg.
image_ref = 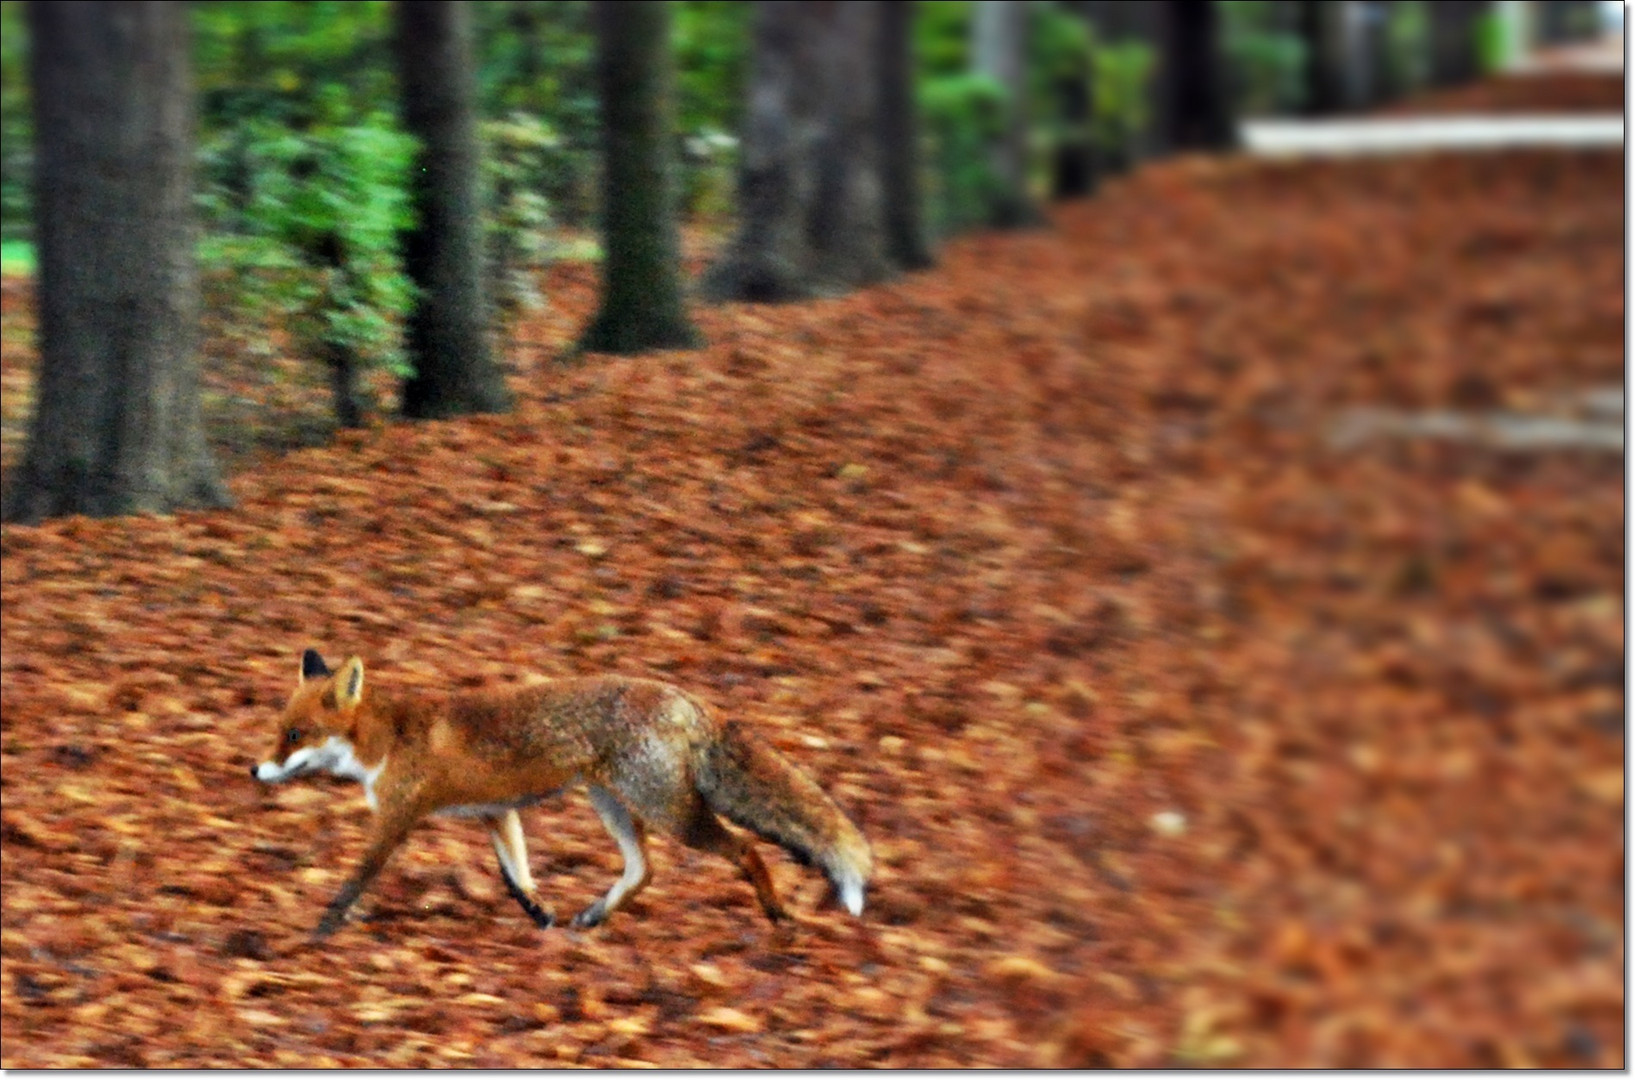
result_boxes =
[486,810,555,929]
[314,812,417,939]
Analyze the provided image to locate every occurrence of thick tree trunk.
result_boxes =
[702,0,891,302]
[1164,0,1238,152]
[5,2,230,524]
[878,1,933,270]
[972,0,1043,227]
[578,0,701,353]
[395,1,512,417]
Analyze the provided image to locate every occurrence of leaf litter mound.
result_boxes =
[0,76,1623,1068]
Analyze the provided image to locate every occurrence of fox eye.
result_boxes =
[285,729,302,745]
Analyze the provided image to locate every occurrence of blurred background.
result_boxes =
[0,0,1620,492]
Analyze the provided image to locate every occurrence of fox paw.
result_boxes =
[570,904,607,929]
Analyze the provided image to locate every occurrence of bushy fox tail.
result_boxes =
[695,722,873,916]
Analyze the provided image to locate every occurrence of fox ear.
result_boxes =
[300,649,330,684]
[335,656,365,709]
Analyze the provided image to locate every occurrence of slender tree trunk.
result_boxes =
[5,2,230,524]
[703,0,891,302]
[878,1,933,269]
[972,0,1043,227]
[1429,0,1487,87]
[1360,0,1397,103]
[395,1,512,417]
[1050,2,1098,200]
[1164,0,1238,152]
[1336,0,1379,108]
[577,0,701,352]
[1535,0,1597,45]
[1299,0,1349,115]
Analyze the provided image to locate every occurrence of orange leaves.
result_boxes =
[0,72,1625,1067]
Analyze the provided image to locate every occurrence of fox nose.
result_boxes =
[249,763,259,779]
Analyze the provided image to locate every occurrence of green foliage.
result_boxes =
[920,73,1007,234]
[915,0,974,75]
[471,1,599,226]
[192,1,396,131]
[1220,0,1307,115]
[673,1,751,136]
[1473,9,1508,75]
[673,1,750,221]
[484,112,560,320]
[1383,2,1432,96]
[1027,2,1095,146]
[0,0,29,243]
[679,127,738,224]
[1089,42,1154,160]
[198,118,418,377]
[0,237,33,275]
[189,2,419,383]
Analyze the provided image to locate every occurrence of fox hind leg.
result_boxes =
[486,810,555,929]
[678,797,787,923]
[572,786,653,928]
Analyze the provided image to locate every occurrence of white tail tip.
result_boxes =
[838,876,865,917]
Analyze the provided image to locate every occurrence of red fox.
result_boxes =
[252,649,872,938]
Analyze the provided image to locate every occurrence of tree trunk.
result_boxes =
[577,0,701,353]
[1298,0,1350,115]
[1336,1,1380,108]
[878,1,933,269]
[1429,1,1487,87]
[1050,2,1098,200]
[1360,0,1398,103]
[1164,0,1238,152]
[5,2,230,524]
[395,1,512,417]
[972,0,1043,227]
[1535,0,1596,45]
[702,0,891,302]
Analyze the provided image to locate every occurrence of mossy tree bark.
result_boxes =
[702,0,892,302]
[396,0,512,417]
[4,2,231,524]
[577,0,702,354]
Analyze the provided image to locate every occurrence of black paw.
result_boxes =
[570,904,607,929]
[501,874,557,930]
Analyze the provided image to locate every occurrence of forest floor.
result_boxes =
[0,71,1624,1067]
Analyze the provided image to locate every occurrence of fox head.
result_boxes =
[252,649,377,786]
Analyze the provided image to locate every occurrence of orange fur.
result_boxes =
[254,650,872,937]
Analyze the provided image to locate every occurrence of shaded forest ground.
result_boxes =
[0,73,1624,1067]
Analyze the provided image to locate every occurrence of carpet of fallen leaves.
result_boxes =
[1381,69,1626,115]
[0,74,1624,1067]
